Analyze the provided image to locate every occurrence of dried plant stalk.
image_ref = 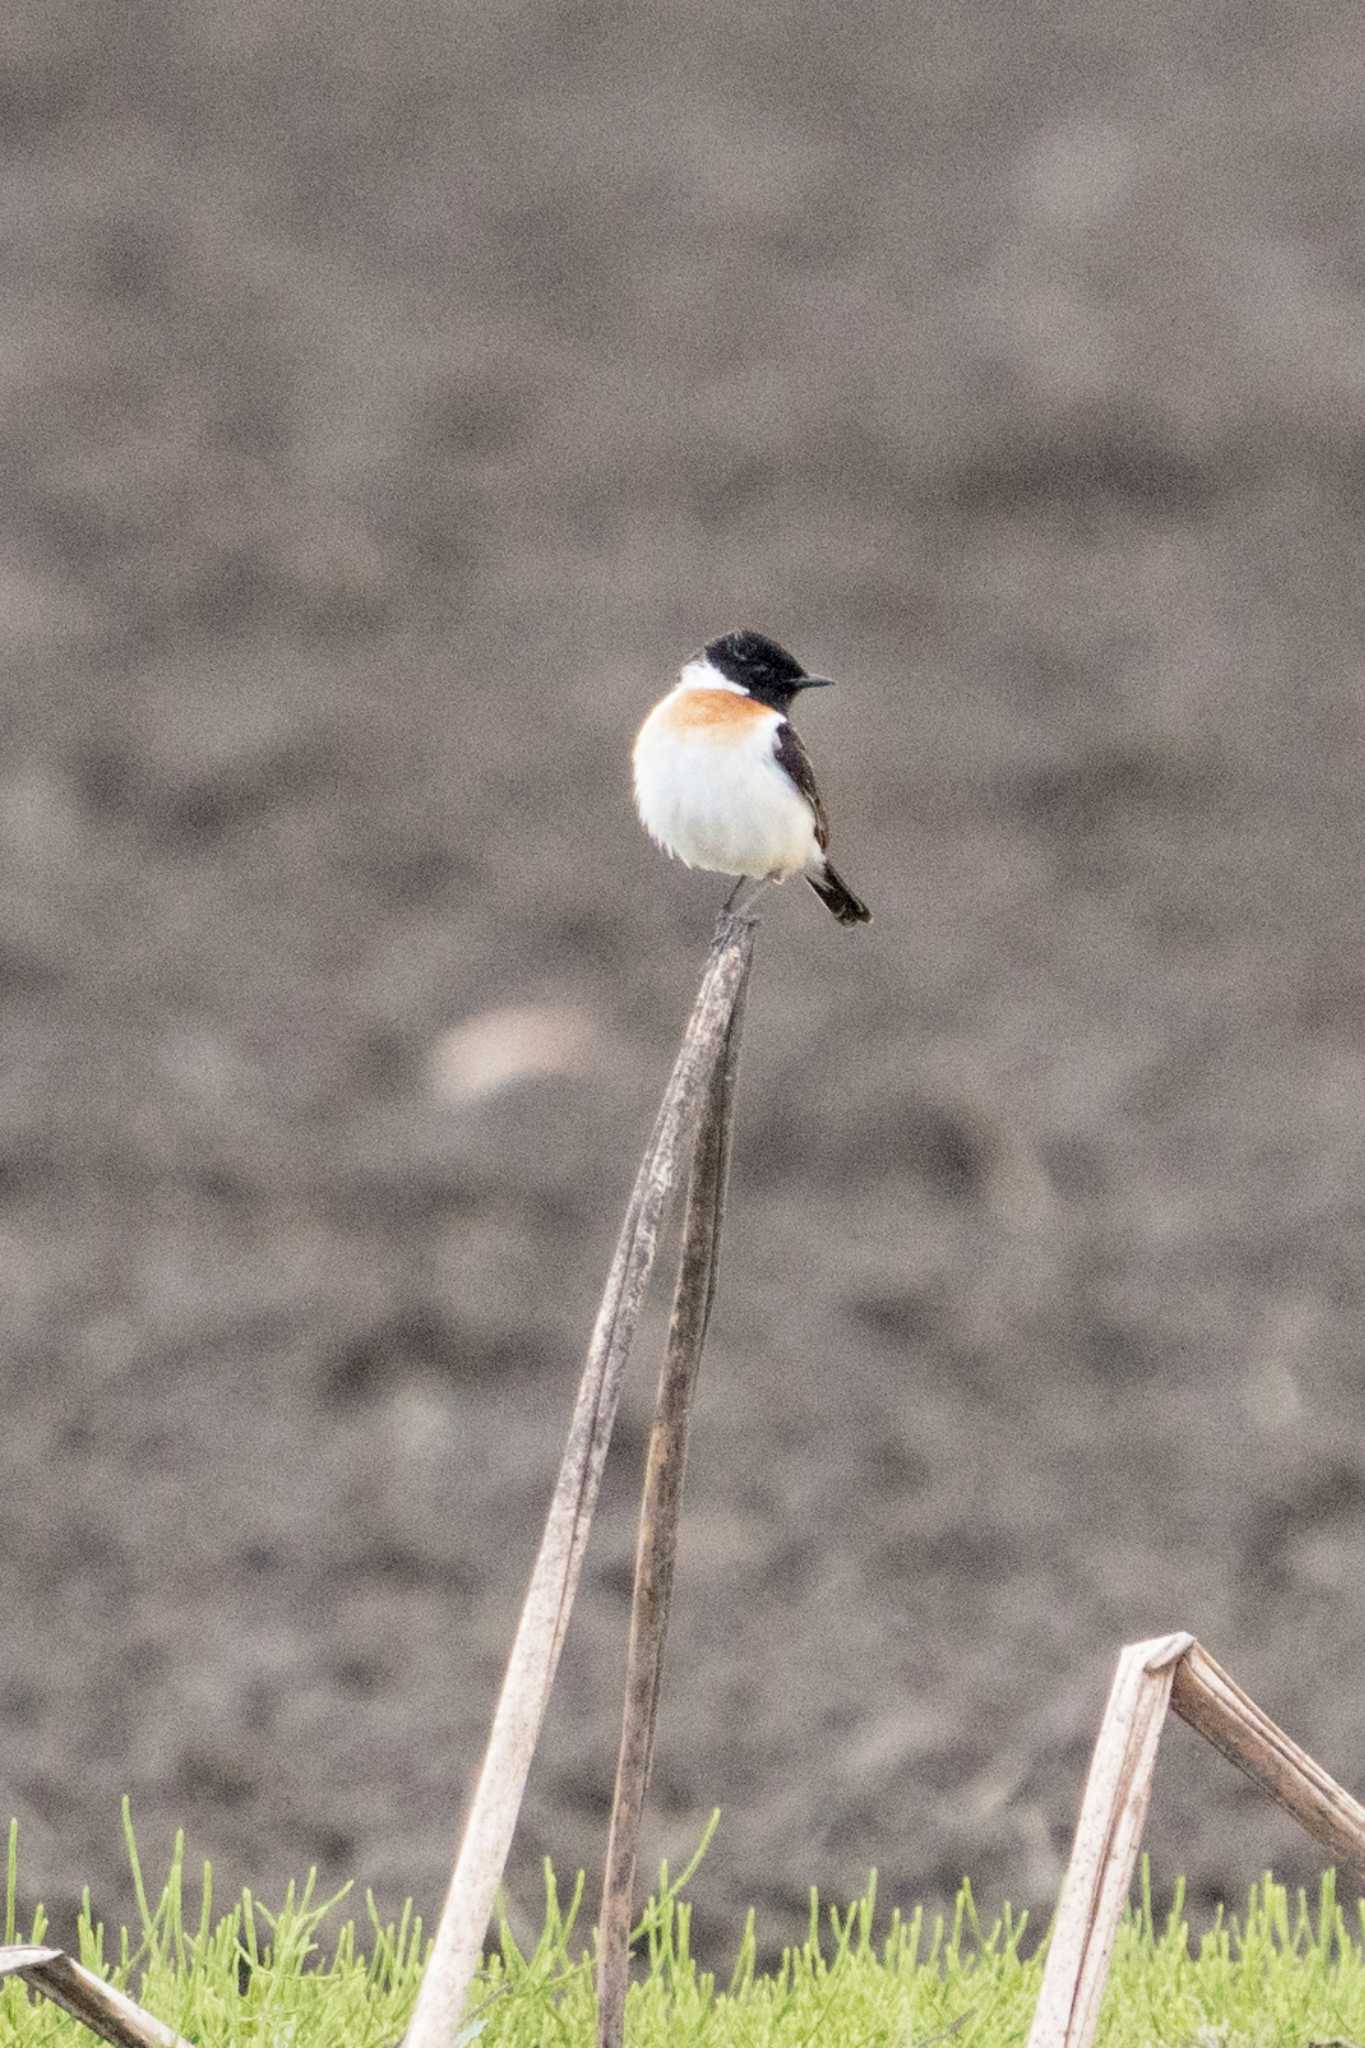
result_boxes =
[1025,1632,1192,2048]
[402,910,760,2048]
[1170,1640,1365,1877]
[1029,1631,1365,2048]
[595,957,751,2048]
[0,1944,192,2048]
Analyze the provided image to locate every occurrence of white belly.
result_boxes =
[633,709,820,880]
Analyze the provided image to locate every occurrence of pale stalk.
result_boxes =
[595,953,750,2048]
[402,909,759,2048]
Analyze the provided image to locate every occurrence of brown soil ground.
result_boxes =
[5,0,1365,1970]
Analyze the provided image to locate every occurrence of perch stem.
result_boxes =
[401,908,759,2048]
[594,952,751,2048]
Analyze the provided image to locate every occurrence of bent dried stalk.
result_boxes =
[1026,1632,1191,2048]
[1029,1632,1365,2048]
[0,1944,191,2048]
[1170,1640,1365,1879]
[402,909,760,2048]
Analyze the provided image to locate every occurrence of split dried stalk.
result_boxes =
[0,1944,192,2048]
[595,954,751,2048]
[1170,1640,1365,1878]
[1025,1632,1192,2048]
[402,909,759,2048]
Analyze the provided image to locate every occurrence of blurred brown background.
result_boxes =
[5,0,1365,1966]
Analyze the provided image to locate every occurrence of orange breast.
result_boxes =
[658,689,770,734]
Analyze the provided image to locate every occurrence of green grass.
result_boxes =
[4,1808,1365,2045]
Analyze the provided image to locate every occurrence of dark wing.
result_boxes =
[773,720,829,849]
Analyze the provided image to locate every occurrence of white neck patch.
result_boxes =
[676,655,745,696]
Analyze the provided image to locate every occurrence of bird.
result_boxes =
[633,629,871,925]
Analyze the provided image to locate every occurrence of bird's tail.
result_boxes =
[808,861,871,926]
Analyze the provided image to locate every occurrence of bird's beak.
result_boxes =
[796,674,835,690]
